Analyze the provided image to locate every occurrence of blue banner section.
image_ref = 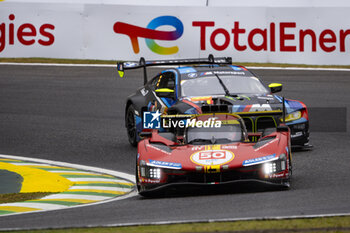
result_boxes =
[149,160,182,169]
[242,154,276,166]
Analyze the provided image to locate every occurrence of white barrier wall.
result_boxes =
[1,2,350,65]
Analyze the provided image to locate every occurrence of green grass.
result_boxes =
[1,57,350,69]
[0,193,55,204]
[1,216,350,233]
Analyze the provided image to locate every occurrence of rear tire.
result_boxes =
[126,105,137,147]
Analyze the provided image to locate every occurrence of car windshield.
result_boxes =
[181,76,225,97]
[181,75,268,97]
[186,124,242,145]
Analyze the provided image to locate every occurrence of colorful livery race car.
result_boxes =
[136,113,292,196]
[117,55,310,149]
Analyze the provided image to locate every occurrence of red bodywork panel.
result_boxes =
[139,132,288,169]
[136,113,291,189]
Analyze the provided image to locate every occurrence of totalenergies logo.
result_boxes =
[113,16,183,55]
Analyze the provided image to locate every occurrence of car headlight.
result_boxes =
[263,154,287,175]
[149,168,161,179]
[140,165,162,179]
[282,111,302,122]
[263,162,277,174]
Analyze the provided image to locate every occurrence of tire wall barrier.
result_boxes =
[1,2,350,65]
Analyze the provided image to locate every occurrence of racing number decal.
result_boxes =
[191,150,234,166]
[199,151,226,160]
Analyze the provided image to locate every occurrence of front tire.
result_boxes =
[282,154,292,189]
[135,163,141,193]
[126,105,137,147]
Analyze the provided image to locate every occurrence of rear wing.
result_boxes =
[117,54,232,85]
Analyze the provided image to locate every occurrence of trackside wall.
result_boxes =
[1,2,350,65]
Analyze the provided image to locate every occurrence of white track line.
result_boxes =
[0,203,67,210]
[1,62,350,71]
[0,62,115,68]
[68,186,130,192]
[49,170,96,174]
[41,194,111,201]
[102,213,350,228]
[8,163,52,166]
[246,66,350,71]
[66,178,128,183]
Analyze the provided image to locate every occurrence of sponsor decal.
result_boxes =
[141,178,161,183]
[191,150,234,166]
[200,72,213,76]
[268,173,286,179]
[221,145,238,150]
[291,131,303,138]
[205,145,221,150]
[190,96,213,104]
[143,110,161,129]
[214,71,246,75]
[193,21,350,53]
[232,104,273,113]
[187,72,198,78]
[191,146,205,151]
[0,14,55,53]
[242,154,277,166]
[114,16,183,55]
[258,96,275,100]
[148,160,182,169]
[140,88,149,96]
[200,71,246,76]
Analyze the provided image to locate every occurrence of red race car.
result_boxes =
[136,112,292,196]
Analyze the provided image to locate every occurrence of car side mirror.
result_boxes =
[268,83,283,93]
[155,88,175,98]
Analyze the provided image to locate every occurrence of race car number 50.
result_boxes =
[191,150,235,166]
[199,151,225,160]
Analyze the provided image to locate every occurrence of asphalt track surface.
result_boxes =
[0,64,350,230]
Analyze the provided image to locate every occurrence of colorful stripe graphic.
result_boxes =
[114,16,183,55]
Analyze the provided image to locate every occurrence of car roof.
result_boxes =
[175,65,253,80]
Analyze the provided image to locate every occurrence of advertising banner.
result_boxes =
[1,2,350,65]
